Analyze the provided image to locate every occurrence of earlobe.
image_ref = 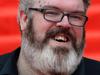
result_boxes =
[20,11,28,31]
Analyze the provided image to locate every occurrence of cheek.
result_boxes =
[73,27,84,43]
[32,13,54,39]
[76,29,83,38]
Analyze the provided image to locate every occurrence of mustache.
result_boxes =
[43,27,76,46]
[46,27,75,42]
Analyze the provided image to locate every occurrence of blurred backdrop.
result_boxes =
[0,0,100,61]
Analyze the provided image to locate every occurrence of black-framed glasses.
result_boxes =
[29,8,88,27]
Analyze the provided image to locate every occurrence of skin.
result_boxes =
[17,0,86,75]
[32,0,85,48]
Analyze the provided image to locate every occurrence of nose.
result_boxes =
[56,16,71,28]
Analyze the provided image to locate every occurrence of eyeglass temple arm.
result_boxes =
[29,8,45,12]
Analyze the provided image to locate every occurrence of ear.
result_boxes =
[19,11,28,31]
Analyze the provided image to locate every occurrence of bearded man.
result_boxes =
[0,0,100,75]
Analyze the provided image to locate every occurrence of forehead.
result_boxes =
[33,0,84,12]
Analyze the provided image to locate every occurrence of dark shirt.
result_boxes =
[0,47,100,75]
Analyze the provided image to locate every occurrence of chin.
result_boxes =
[22,36,83,75]
[29,45,82,75]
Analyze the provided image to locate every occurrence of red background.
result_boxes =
[0,0,100,61]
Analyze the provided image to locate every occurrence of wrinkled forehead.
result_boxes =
[33,0,84,12]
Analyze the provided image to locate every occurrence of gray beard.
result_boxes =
[21,37,83,75]
[20,18,84,75]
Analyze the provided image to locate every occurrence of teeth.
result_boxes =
[54,36,67,42]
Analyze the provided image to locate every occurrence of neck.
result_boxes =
[17,51,41,75]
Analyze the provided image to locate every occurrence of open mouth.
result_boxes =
[52,34,70,43]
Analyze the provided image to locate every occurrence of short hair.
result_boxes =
[17,0,90,23]
[83,0,90,10]
[17,0,34,23]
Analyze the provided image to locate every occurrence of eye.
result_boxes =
[45,10,61,16]
[70,15,84,20]
[47,12,59,15]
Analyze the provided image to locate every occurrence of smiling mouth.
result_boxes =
[52,34,70,43]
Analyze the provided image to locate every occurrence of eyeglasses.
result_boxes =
[29,8,88,27]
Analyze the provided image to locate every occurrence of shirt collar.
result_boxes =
[0,48,20,75]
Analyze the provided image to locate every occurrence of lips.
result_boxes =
[46,27,71,43]
[53,33,70,43]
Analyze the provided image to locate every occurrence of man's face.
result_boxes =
[22,0,85,75]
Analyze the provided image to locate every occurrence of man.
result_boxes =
[0,0,100,75]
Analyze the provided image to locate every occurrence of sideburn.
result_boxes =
[75,27,85,56]
[23,17,47,50]
[24,18,35,45]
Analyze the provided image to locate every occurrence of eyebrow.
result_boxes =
[42,5,61,10]
[42,5,85,14]
[70,11,86,15]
